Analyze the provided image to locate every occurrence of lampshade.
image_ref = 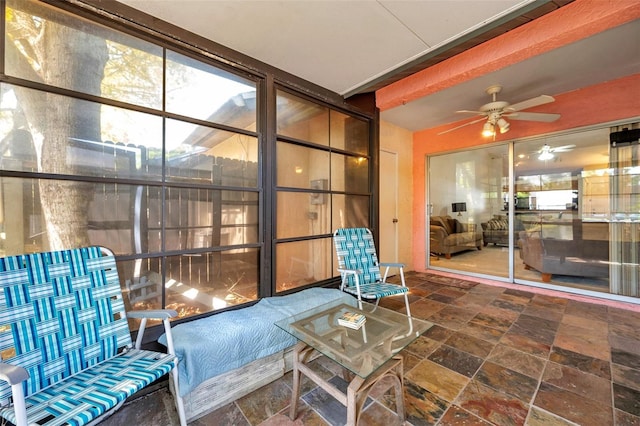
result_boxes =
[481,122,495,137]
[451,202,467,213]
[497,118,510,134]
[538,151,554,161]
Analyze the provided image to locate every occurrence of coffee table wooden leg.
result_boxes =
[291,347,405,425]
[346,376,365,426]
[289,342,309,420]
[289,367,301,419]
[392,357,405,421]
[346,356,404,426]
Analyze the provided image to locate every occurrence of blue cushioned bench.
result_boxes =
[159,287,356,422]
[0,247,187,426]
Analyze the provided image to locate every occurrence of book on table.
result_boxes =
[337,311,366,329]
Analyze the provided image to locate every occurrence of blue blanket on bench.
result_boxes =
[159,288,355,396]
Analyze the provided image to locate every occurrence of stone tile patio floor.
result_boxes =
[103,272,640,425]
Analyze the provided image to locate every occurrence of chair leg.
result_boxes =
[402,291,412,318]
[370,297,381,312]
[399,268,413,336]
[172,370,187,426]
[383,268,413,342]
[356,294,364,310]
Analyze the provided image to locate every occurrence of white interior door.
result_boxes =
[379,150,398,262]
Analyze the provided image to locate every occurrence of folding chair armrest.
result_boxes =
[337,268,361,290]
[127,309,178,320]
[0,363,28,426]
[129,309,179,351]
[379,262,405,269]
[337,268,359,275]
[125,310,184,423]
[0,363,29,385]
[379,262,407,286]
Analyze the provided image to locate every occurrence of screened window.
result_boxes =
[6,0,163,109]
[1,0,261,329]
[166,51,257,128]
[277,91,329,146]
[165,120,258,185]
[0,84,164,179]
[274,90,371,292]
[0,0,375,332]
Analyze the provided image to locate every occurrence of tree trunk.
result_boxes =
[10,19,109,250]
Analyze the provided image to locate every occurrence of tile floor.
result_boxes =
[104,272,640,426]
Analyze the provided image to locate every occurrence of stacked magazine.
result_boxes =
[337,311,366,330]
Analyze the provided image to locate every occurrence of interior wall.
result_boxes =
[379,120,413,267]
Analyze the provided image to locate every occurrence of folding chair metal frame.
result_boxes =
[333,228,413,336]
[0,247,187,426]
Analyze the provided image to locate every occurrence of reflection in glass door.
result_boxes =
[427,125,640,301]
[513,129,611,293]
[609,125,640,297]
[428,144,510,279]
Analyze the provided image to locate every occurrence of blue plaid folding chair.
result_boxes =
[333,228,412,322]
[0,246,186,426]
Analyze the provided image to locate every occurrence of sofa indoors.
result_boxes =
[517,220,609,282]
[430,215,483,259]
[481,215,525,246]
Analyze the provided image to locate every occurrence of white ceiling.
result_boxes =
[383,20,640,131]
[118,0,639,132]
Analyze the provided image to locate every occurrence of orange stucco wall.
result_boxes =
[411,75,640,271]
[377,0,640,111]
[374,0,640,273]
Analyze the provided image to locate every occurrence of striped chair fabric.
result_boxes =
[333,228,410,304]
[0,247,180,426]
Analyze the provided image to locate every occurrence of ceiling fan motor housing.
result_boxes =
[441,85,559,136]
[480,101,510,113]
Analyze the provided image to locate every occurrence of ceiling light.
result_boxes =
[497,118,510,134]
[538,151,554,161]
[481,122,495,137]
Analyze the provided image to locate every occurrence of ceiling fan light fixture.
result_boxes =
[481,122,495,137]
[538,151,554,161]
[448,85,560,137]
[497,118,510,134]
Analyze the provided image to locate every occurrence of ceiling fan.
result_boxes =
[536,143,575,160]
[439,85,561,137]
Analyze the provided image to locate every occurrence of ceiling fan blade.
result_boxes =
[438,117,487,135]
[507,112,561,122]
[507,95,555,112]
[456,109,486,115]
[551,144,576,152]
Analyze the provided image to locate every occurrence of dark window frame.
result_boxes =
[1,0,378,341]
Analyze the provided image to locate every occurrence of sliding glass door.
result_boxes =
[428,123,640,300]
[513,130,610,292]
[428,144,510,279]
[608,125,640,297]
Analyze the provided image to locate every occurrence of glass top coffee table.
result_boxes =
[275,299,432,425]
